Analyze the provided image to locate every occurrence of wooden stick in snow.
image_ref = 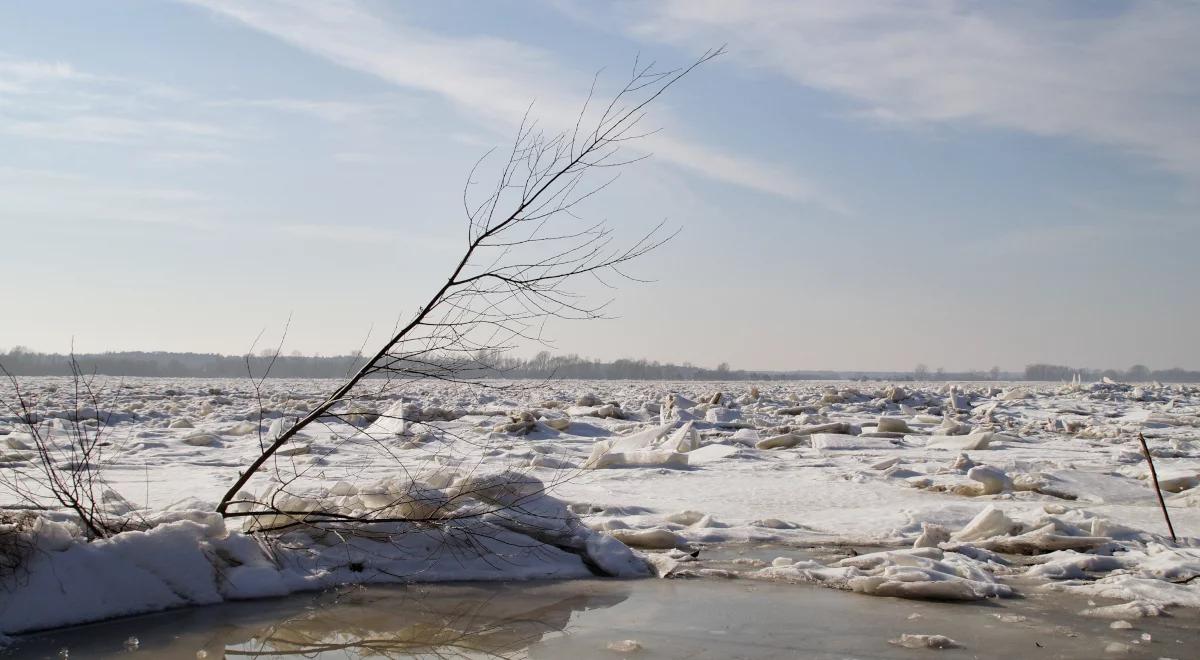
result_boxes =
[1137,433,1177,543]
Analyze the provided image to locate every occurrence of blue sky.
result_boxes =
[1,0,1197,371]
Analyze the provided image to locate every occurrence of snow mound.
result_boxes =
[0,476,649,635]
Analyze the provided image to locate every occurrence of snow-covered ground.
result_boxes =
[2,377,1198,639]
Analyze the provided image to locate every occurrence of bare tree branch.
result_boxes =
[215,48,723,516]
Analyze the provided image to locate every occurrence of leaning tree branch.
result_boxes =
[215,47,724,515]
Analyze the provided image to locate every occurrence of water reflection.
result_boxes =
[13,582,630,659]
[222,584,628,659]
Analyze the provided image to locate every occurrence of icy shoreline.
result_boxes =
[0,497,649,636]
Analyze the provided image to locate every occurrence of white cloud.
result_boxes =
[208,97,378,122]
[331,152,378,164]
[0,55,233,148]
[646,134,848,213]
[0,59,250,176]
[626,0,1200,181]
[273,222,458,252]
[182,0,840,209]
[144,149,233,165]
[0,57,92,93]
[0,166,217,229]
[3,115,231,144]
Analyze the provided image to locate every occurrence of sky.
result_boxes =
[1,0,1198,372]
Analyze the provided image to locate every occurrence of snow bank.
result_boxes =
[0,479,649,636]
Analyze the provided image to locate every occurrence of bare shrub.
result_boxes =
[0,358,140,539]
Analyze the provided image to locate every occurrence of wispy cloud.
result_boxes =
[0,166,209,199]
[970,223,1125,258]
[182,0,841,209]
[3,115,231,144]
[331,152,378,164]
[0,56,94,93]
[0,55,233,151]
[273,222,458,252]
[0,167,456,241]
[208,97,378,122]
[622,0,1200,182]
[143,149,234,165]
[0,166,218,229]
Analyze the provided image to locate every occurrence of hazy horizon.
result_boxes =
[4,346,1197,377]
[3,1,1199,371]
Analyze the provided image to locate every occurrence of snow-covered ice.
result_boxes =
[2,376,1199,637]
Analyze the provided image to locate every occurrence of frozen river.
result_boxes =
[2,377,1198,651]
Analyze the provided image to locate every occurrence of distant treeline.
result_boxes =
[0,348,788,380]
[0,349,368,379]
[1023,363,1200,382]
[491,352,786,381]
[0,349,1002,381]
[3,348,1195,382]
